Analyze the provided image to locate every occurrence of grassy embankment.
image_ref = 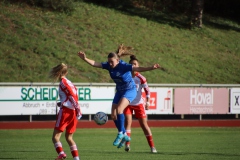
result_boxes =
[0,1,239,83]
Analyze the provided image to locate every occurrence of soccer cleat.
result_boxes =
[125,144,130,152]
[117,135,131,148]
[55,153,67,160]
[151,147,157,153]
[113,133,124,146]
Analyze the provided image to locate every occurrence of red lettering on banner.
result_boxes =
[142,92,157,109]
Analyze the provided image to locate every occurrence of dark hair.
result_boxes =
[108,52,119,59]
[129,55,138,63]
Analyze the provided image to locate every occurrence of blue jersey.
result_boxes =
[101,60,136,91]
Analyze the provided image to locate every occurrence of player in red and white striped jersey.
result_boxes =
[49,63,82,160]
[123,55,157,153]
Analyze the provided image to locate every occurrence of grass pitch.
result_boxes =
[0,127,240,160]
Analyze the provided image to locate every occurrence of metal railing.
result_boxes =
[0,82,240,87]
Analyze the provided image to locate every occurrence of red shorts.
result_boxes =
[55,106,77,133]
[124,103,147,119]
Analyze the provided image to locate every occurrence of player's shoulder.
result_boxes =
[135,72,147,83]
[61,77,72,85]
[102,61,108,65]
[119,59,127,64]
[136,72,146,79]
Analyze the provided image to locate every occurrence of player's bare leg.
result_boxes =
[124,114,132,152]
[65,132,80,160]
[138,118,157,153]
[114,98,131,146]
[52,129,67,159]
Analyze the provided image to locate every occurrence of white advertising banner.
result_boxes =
[230,88,240,114]
[0,86,115,115]
[144,88,173,114]
[0,86,173,115]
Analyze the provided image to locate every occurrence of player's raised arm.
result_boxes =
[77,51,102,68]
[133,64,161,72]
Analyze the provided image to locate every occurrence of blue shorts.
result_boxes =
[113,88,137,104]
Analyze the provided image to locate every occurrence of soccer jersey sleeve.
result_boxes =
[118,60,132,72]
[101,62,109,70]
[60,78,82,119]
[138,73,150,98]
[143,82,150,98]
[122,63,133,72]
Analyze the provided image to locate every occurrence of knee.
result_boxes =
[125,119,132,128]
[125,117,132,124]
[139,120,149,128]
[65,134,70,140]
[117,110,122,114]
[52,135,58,143]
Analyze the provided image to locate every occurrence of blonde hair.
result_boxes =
[116,44,134,57]
[108,44,134,59]
[49,63,68,82]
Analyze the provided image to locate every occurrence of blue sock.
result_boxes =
[117,113,126,134]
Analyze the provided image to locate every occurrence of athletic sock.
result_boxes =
[54,142,64,155]
[70,145,79,158]
[117,113,126,134]
[113,119,123,134]
[126,130,131,145]
[73,157,80,160]
[145,135,154,148]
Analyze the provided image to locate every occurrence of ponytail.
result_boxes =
[49,63,68,82]
[108,44,134,59]
[116,44,134,57]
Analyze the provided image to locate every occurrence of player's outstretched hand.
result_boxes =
[77,115,82,120]
[145,102,150,110]
[77,51,86,60]
[76,107,82,120]
[153,64,160,69]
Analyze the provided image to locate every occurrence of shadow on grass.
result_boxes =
[1,150,45,152]
[82,0,188,29]
[98,150,240,157]
[82,0,240,32]
[158,151,240,157]
[0,157,52,159]
[0,151,51,160]
[4,0,240,31]
[203,19,240,32]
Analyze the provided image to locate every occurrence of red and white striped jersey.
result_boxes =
[130,72,150,106]
[59,77,81,117]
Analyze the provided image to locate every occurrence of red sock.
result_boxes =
[54,142,64,154]
[70,145,79,158]
[145,135,154,148]
[126,130,131,145]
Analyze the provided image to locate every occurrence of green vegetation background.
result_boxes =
[0,1,239,83]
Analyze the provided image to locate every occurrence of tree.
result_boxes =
[190,0,204,28]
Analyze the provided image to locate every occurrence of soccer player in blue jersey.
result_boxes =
[77,44,161,148]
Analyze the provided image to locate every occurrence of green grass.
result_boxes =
[0,127,240,160]
[0,1,239,83]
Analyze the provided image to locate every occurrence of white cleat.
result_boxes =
[125,145,130,152]
[151,147,157,153]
